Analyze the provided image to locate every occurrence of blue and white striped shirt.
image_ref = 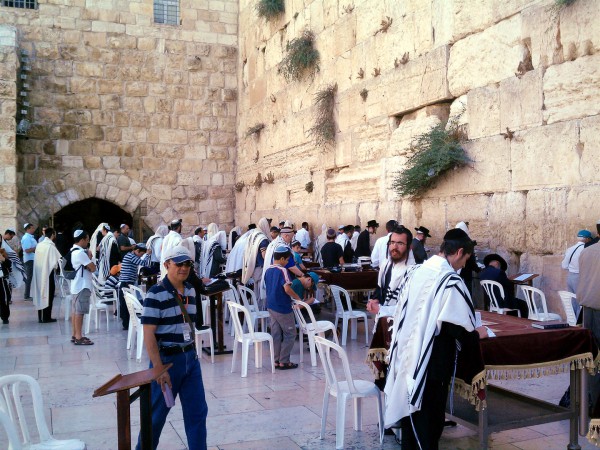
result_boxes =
[120,252,151,284]
[141,276,197,347]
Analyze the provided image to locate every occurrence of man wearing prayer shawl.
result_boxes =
[160,219,183,280]
[31,227,61,323]
[144,225,168,276]
[199,231,227,278]
[242,218,271,303]
[384,228,478,450]
[2,229,25,290]
[97,224,120,283]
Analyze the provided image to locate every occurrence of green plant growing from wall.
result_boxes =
[554,0,576,6]
[392,114,471,198]
[235,181,245,192]
[256,0,285,20]
[278,30,320,82]
[308,83,337,148]
[264,171,275,184]
[254,173,263,189]
[246,123,265,138]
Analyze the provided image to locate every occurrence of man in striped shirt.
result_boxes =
[137,245,207,450]
[119,243,152,330]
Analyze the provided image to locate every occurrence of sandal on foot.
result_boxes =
[73,337,94,345]
[278,362,298,370]
[71,336,76,342]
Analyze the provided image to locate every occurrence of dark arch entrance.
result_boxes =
[53,197,133,242]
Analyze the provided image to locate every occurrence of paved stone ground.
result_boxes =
[0,287,596,449]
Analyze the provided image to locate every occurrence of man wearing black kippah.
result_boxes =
[384,228,481,450]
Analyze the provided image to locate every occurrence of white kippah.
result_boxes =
[74,229,84,238]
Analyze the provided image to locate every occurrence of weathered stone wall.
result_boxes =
[0,0,238,235]
[0,26,18,234]
[236,0,600,315]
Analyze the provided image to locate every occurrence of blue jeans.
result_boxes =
[136,349,208,450]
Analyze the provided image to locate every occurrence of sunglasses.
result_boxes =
[172,261,193,268]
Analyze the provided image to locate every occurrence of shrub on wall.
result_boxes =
[278,30,320,82]
[308,83,336,148]
[392,115,471,198]
[256,0,285,20]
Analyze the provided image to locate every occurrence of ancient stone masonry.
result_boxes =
[0,0,238,235]
[0,27,18,234]
[237,0,600,313]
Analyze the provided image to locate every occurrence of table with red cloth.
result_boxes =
[366,311,598,449]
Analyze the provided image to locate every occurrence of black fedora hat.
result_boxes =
[414,226,431,238]
[367,220,379,228]
[483,254,508,272]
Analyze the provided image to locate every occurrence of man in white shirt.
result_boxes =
[70,230,96,345]
[370,220,398,269]
[21,223,37,300]
[295,222,311,249]
[160,219,183,280]
[562,229,592,316]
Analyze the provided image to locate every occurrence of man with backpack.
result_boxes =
[69,230,96,345]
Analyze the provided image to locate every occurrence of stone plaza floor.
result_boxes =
[0,287,597,450]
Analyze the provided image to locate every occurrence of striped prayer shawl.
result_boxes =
[98,233,117,283]
[383,255,475,428]
[2,241,24,288]
[241,229,268,284]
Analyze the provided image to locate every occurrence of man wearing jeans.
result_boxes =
[139,245,207,450]
[21,223,37,300]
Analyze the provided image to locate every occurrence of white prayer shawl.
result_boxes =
[228,226,242,251]
[335,233,350,253]
[374,259,415,322]
[2,240,24,288]
[98,232,118,283]
[242,229,269,284]
[455,221,470,236]
[314,224,327,265]
[351,231,359,251]
[260,236,287,300]
[225,230,251,273]
[383,255,475,428]
[146,225,168,263]
[206,223,219,241]
[31,239,61,311]
[160,230,182,280]
[89,223,108,264]
[200,231,226,278]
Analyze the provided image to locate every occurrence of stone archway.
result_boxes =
[52,197,133,239]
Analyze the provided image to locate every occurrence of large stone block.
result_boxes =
[467,85,500,139]
[524,189,570,254]
[579,115,600,185]
[559,0,600,61]
[543,53,600,124]
[448,15,526,97]
[499,69,543,132]
[382,45,452,117]
[510,121,580,190]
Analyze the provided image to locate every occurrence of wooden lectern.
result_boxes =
[93,364,172,450]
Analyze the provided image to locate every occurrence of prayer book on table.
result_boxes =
[531,321,570,330]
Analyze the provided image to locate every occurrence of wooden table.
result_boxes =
[314,269,379,309]
[93,365,171,450]
[206,287,233,355]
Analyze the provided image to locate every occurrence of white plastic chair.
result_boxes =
[292,299,339,367]
[195,296,214,363]
[0,409,21,450]
[237,285,269,332]
[92,274,120,321]
[227,301,275,378]
[558,290,578,326]
[56,258,72,321]
[0,374,86,450]
[84,291,110,335]
[314,336,384,450]
[330,285,368,346]
[480,280,521,317]
[520,286,562,322]
[124,292,145,362]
